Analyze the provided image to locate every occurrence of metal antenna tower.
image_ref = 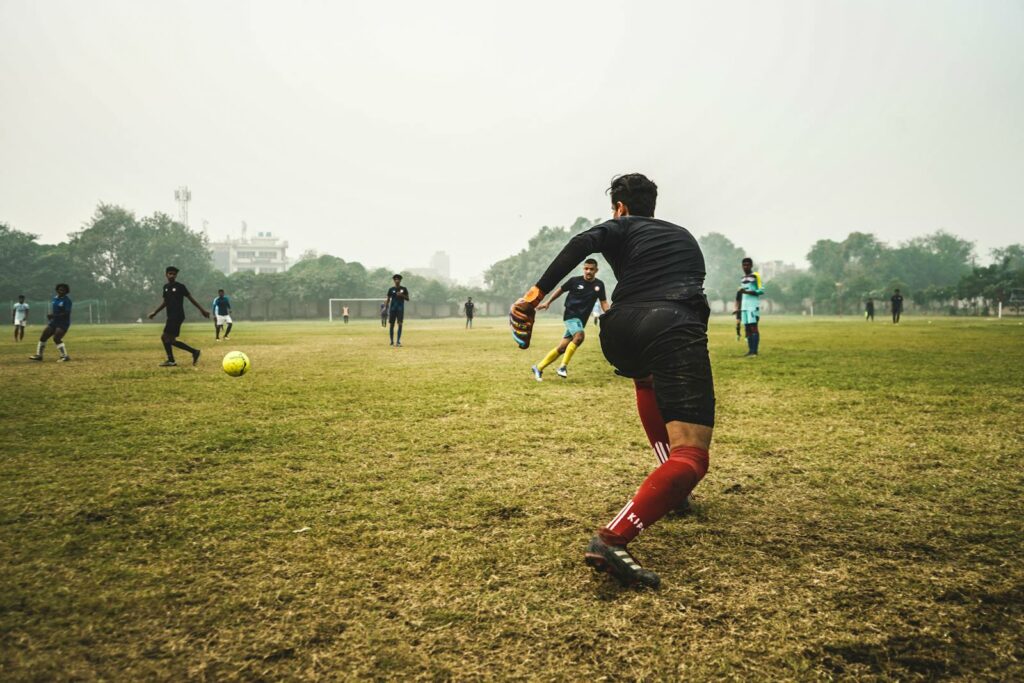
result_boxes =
[174,186,192,227]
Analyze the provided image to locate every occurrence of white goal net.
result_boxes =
[328,298,384,322]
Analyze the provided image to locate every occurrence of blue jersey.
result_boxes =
[212,296,231,316]
[49,295,72,327]
[387,286,409,311]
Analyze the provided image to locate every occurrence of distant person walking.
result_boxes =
[464,297,475,329]
[865,298,875,321]
[891,289,904,324]
[385,274,410,346]
[379,302,387,328]
[342,305,350,324]
[212,289,233,340]
[12,294,29,342]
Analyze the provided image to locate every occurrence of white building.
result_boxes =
[210,228,291,274]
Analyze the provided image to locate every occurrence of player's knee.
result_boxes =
[573,332,585,345]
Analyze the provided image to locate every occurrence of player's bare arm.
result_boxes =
[536,287,564,311]
[149,301,166,319]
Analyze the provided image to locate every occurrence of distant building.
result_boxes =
[406,250,453,283]
[209,227,291,274]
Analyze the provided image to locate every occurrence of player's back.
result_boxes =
[597,217,706,305]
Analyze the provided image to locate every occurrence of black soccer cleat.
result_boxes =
[29,354,43,361]
[584,535,661,588]
[192,349,201,366]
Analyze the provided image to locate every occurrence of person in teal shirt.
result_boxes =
[735,257,764,356]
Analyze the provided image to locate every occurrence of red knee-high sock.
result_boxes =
[635,383,670,464]
[600,446,709,545]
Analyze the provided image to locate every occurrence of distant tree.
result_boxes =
[0,223,44,299]
[698,232,747,311]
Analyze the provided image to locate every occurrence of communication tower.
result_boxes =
[174,186,192,227]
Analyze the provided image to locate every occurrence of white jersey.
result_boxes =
[13,302,29,323]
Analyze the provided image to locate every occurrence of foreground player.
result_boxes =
[510,173,714,588]
[385,274,410,346]
[212,289,233,340]
[148,266,210,367]
[29,284,71,362]
[736,258,764,357]
[12,295,29,341]
[531,259,607,380]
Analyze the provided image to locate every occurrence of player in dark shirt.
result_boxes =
[464,297,475,329]
[379,302,387,328]
[531,259,608,380]
[385,274,410,346]
[891,289,904,323]
[865,298,875,321]
[510,173,713,588]
[148,266,210,367]
[29,283,72,362]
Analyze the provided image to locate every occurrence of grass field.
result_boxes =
[1,315,1022,680]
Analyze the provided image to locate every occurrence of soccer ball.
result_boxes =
[222,351,250,377]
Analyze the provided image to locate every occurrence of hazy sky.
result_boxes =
[2,0,1021,282]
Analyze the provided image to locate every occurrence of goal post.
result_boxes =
[328,298,384,322]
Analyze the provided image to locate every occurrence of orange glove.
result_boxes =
[509,286,545,349]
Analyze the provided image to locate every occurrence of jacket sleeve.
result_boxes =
[535,223,610,293]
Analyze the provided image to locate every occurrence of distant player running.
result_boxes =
[464,297,475,329]
[29,284,72,362]
[385,274,410,346]
[531,259,608,380]
[736,258,764,357]
[379,302,387,328]
[891,289,904,324]
[212,289,233,340]
[12,295,29,342]
[148,266,210,367]
[510,173,714,588]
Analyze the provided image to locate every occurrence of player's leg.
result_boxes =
[170,334,201,365]
[31,326,53,359]
[395,311,404,345]
[388,311,396,344]
[534,335,569,380]
[224,317,232,339]
[588,303,714,587]
[559,330,585,374]
[52,327,70,360]
[215,322,222,339]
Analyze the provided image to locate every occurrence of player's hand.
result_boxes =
[148,312,156,319]
[509,286,544,350]
[202,310,211,319]
[536,301,549,311]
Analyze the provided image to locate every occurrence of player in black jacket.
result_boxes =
[510,174,714,588]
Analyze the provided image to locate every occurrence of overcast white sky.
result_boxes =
[1,0,1021,282]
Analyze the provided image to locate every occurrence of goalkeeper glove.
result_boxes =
[510,286,545,349]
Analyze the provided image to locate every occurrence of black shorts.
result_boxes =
[163,317,184,338]
[388,309,404,324]
[599,301,715,427]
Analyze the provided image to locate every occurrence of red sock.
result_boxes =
[601,446,709,545]
[635,382,670,464]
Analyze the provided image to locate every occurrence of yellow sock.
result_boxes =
[561,341,579,367]
[537,346,562,371]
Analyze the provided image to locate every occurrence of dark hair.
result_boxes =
[56,283,70,292]
[742,257,753,265]
[166,266,179,273]
[17,294,24,298]
[392,274,402,280]
[218,289,225,294]
[584,258,598,266]
[608,173,657,217]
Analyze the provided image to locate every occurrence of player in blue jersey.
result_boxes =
[212,289,233,340]
[29,284,72,362]
[385,274,410,346]
[531,259,608,380]
[736,258,764,357]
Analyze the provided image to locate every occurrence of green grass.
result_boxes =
[1,316,1022,680]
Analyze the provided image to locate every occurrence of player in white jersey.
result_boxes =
[12,295,29,341]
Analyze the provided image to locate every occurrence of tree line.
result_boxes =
[3,203,1021,320]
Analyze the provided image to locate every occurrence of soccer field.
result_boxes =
[1,316,1022,680]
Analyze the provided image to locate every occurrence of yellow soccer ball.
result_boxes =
[222,351,251,377]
